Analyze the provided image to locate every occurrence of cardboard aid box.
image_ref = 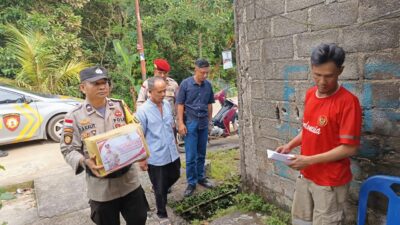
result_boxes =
[84,123,150,177]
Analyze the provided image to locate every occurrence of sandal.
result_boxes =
[0,150,8,157]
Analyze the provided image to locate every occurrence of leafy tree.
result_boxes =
[3,24,88,95]
[0,0,235,102]
[0,0,86,78]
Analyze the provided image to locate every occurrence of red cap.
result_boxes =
[154,59,170,72]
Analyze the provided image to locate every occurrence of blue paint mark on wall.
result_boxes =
[365,62,400,79]
[275,65,308,178]
[273,161,295,180]
[359,137,380,158]
[342,82,355,93]
[384,111,400,121]
[362,83,373,132]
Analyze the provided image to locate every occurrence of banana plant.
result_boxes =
[112,39,143,108]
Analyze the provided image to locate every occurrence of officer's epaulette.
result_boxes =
[70,103,83,113]
[109,98,123,103]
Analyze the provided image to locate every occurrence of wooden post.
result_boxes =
[135,0,146,81]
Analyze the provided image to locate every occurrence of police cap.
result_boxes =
[79,66,108,82]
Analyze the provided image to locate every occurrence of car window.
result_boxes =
[0,90,25,104]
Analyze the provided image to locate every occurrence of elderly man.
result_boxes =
[277,43,362,225]
[136,76,180,224]
[176,59,215,197]
[60,66,148,225]
[137,59,181,151]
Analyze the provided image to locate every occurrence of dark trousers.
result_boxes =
[184,120,208,186]
[89,186,149,225]
[148,158,181,218]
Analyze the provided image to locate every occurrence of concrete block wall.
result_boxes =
[235,0,400,224]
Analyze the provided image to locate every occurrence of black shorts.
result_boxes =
[89,186,149,225]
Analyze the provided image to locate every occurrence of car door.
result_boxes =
[0,89,40,145]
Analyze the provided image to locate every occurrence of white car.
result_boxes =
[0,84,81,145]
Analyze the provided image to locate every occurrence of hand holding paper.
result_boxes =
[267,149,295,164]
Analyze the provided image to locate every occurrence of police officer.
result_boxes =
[136,59,179,112]
[60,66,148,225]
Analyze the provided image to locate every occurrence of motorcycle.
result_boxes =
[209,88,239,138]
[177,88,238,146]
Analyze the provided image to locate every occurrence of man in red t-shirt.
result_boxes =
[277,43,362,225]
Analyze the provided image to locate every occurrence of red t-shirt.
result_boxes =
[301,86,362,186]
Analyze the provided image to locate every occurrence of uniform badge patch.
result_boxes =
[132,115,140,124]
[64,134,73,145]
[63,128,74,133]
[64,118,74,128]
[95,68,103,74]
[3,113,20,132]
[318,115,328,127]
[79,118,91,125]
[86,104,93,113]
[81,132,90,139]
[114,109,122,117]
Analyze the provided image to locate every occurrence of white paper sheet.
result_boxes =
[267,149,295,164]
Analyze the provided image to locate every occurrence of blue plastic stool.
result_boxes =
[357,175,400,225]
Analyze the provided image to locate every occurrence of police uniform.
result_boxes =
[136,77,179,118]
[60,66,148,225]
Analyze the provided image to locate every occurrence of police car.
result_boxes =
[0,84,81,145]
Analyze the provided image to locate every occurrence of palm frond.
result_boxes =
[54,60,90,93]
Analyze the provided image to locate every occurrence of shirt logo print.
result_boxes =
[318,115,328,127]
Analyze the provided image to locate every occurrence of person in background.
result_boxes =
[176,59,215,197]
[136,59,180,146]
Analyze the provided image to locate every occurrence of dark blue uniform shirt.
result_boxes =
[176,76,214,127]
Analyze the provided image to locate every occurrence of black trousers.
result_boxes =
[89,186,149,225]
[148,158,181,218]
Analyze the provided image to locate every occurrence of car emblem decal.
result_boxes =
[3,113,20,132]
[115,109,122,117]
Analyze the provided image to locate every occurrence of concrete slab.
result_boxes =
[0,189,38,225]
[31,208,94,225]
[210,211,265,225]
[0,140,67,187]
[35,169,88,218]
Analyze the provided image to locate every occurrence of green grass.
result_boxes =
[206,149,240,181]
[234,193,290,225]
[172,149,289,225]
